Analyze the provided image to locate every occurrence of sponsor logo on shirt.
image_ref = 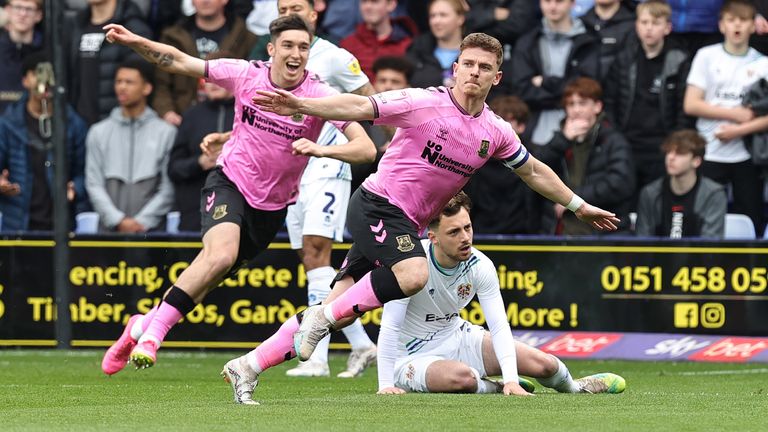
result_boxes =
[425,312,459,322]
[79,33,105,57]
[421,140,475,177]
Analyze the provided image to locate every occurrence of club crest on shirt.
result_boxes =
[457,283,472,300]
[396,234,415,252]
[478,140,490,158]
[437,127,449,141]
[291,112,305,123]
[212,204,228,220]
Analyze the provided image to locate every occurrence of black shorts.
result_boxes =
[200,168,287,268]
[335,187,425,282]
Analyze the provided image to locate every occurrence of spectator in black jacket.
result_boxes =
[536,77,635,235]
[167,53,234,233]
[0,0,43,112]
[604,0,692,191]
[66,0,152,125]
[508,0,601,147]
[581,0,636,80]
[464,0,540,48]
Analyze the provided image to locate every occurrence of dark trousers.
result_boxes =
[702,160,764,234]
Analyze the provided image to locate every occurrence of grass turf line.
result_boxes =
[0,350,766,432]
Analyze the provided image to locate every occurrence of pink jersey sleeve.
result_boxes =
[309,74,351,132]
[368,87,434,128]
[205,58,252,93]
[493,118,529,170]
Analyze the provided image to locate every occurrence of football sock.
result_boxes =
[246,315,299,374]
[341,319,375,350]
[536,358,580,393]
[470,367,497,394]
[138,286,195,345]
[327,268,404,323]
[129,305,158,341]
[306,266,334,305]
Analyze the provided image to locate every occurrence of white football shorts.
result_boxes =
[394,321,487,393]
[286,178,351,249]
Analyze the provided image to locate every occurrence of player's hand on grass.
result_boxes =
[291,138,323,157]
[377,386,406,395]
[252,89,301,116]
[574,203,619,231]
[503,381,533,396]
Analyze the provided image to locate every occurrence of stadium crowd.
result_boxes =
[1,0,768,239]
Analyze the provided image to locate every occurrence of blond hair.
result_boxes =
[636,0,671,21]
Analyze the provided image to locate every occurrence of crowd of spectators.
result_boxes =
[0,0,767,239]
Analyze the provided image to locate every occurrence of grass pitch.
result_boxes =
[0,350,766,431]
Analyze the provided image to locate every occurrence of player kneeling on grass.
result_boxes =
[377,192,626,395]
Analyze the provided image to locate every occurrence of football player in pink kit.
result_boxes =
[98,16,376,376]
[215,33,619,405]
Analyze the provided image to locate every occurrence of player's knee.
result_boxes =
[540,354,559,377]
[450,369,478,392]
[203,249,238,275]
[395,268,428,296]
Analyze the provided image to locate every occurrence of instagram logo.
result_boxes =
[700,303,725,328]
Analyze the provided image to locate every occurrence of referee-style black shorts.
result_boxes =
[200,168,287,269]
[334,187,425,283]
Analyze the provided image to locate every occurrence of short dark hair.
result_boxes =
[489,95,529,125]
[429,191,472,230]
[460,33,503,67]
[661,129,706,158]
[269,14,313,42]
[117,57,155,85]
[720,0,756,20]
[562,77,603,105]
[372,56,414,82]
[21,50,50,75]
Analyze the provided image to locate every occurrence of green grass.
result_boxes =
[0,350,766,431]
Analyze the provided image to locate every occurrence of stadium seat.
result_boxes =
[75,212,99,234]
[724,213,756,239]
[166,211,181,234]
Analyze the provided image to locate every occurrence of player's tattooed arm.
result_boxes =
[103,24,205,78]
[141,45,174,68]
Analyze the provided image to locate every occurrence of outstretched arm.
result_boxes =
[252,88,375,121]
[514,154,620,231]
[103,24,205,78]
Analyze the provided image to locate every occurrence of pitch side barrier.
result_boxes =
[0,233,766,362]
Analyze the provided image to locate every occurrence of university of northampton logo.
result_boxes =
[291,112,305,123]
[396,234,415,252]
[213,204,228,220]
[478,140,490,158]
[457,283,472,300]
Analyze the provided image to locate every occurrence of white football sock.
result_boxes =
[341,319,374,350]
[536,358,580,393]
[470,367,498,394]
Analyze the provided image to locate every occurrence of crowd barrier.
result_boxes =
[0,234,766,361]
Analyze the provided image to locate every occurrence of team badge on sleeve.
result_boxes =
[347,59,362,75]
[396,234,415,252]
[213,204,228,220]
[478,140,490,158]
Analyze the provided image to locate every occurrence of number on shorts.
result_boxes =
[323,192,336,214]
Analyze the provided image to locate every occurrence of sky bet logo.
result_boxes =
[674,303,725,329]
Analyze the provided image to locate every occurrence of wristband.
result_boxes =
[566,194,584,212]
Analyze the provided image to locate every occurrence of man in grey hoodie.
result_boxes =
[509,0,601,147]
[85,58,177,233]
